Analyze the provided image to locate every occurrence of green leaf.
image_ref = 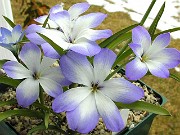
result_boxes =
[27,124,66,135]
[0,60,6,69]
[37,33,65,56]
[0,109,44,121]
[99,24,139,48]
[3,16,16,28]
[42,15,49,28]
[170,73,180,82]
[113,48,133,67]
[0,76,21,87]
[140,0,156,25]
[107,33,131,49]
[153,27,180,39]
[116,101,171,116]
[106,60,131,80]
[148,2,165,37]
[0,99,17,107]
[27,124,45,135]
[44,111,49,129]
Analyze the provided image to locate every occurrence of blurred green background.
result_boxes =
[11,0,180,134]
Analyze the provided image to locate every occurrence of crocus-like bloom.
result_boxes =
[3,43,69,107]
[125,26,180,80]
[0,25,24,50]
[26,2,112,56]
[52,48,144,133]
[34,3,90,29]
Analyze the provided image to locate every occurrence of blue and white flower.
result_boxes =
[0,25,24,50]
[52,48,144,133]
[26,3,112,56]
[3,43,68,107]
[35,2,90,29]
[125,26,180,80]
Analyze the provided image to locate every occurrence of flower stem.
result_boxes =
[106,60,131,80]
[39,86,44,106]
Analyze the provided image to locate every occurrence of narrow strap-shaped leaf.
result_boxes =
[27,124,45,135]
[99,24,139,48]
[107,33,131,49]
[106,60,130,80]
[3,16,16,28]
[0,109,44,121]
[148,2,165,37]
[153,27,180,39]
[27,124,67,135]
[0,99,17,107]
[140,0,156,25]
[116,101,171,116]
[42,15,49,28]
[113,48,133,67]
[170,73,180,82]
[0,76,21,87]
[116,38,132,58]
[37,33,65,56]
[44,111,49,129]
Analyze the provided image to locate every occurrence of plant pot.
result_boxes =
[0,121,18,135]
[117,79,166,135]
[0,76,166,135]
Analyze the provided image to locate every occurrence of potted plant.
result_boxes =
[0,0,179,134]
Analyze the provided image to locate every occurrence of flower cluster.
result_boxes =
[0,2,180,134]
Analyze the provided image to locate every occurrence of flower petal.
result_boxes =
[125,58,148,80]
[70,38,101,56]
[146,60,169,78]
[41,43,61,59]
[25,24,44,34]
[3,61,32,79]
[0,46,17,61]
[60,51,93,86]
[35,15,59,29]
[40,56,56,70]
[49,4,63,14]
[12,25,23,43]
[1,27,11,37]
[152,33,170,50]
[93,48,116,84]
[129,43,143,58]
[151,48,180,68]
[120,109,130,125]
[39,29,70,50]
[101,78,144,103]
[73,13,107,36]
[145,33,171,57]
[16,78,39,107]
[95,91,125,132]
[50,11,71,35]
[68,2,90,20]
[19,43,41,72]
[39,78,63,97]
[112,109,130,135]
[34,15,47,24]
[52,87,91,112]
[132,26,151,53]
[40,57,70,85]
[25,24,46,45]
[76,29,112,41]
[66,93,99,133]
